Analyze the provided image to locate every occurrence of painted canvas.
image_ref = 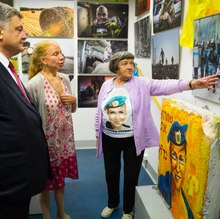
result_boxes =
[78,2,128,38]
[152,29,179,79]
[153,0,182,33]
[134,16,151,58]
[192,13,220,104]
[158,98,220,219]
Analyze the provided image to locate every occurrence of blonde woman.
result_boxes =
[26,40,78,219]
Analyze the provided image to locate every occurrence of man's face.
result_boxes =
[107,104,126,130]
[0,16,27,58]
[170,142,186,190]
[96,8,108,23]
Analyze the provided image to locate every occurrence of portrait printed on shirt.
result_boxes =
[102,88,133,137]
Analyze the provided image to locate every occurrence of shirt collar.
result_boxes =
[0,53,10,69]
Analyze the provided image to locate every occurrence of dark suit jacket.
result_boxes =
[0,62,50,201]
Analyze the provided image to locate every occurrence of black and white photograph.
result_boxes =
[134,16,151,58]
[153,0,182,33]
[78,2,128,38]
[78,39,127,74]
[192,14,220,104]
[152,28,179,79]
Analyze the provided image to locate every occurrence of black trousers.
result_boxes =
[0,197,31,219]
[102,133,144,214]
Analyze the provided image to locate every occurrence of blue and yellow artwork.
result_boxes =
[158,98,220,219]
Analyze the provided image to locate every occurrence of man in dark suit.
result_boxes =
[0,3,50,219]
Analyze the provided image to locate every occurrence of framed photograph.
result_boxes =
[152,29,180,79]
[153,0,182,33]
[78,39,127,74]
[19,1,74,38]
[78,75,113,108]
[134,16,151,58]
[192,13,220,104]
[78,2,128,39]
[135,0,150,16]
[21,39,74,77]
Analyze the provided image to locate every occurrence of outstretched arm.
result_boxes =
[189,74,219,90]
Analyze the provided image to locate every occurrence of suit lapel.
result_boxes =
[0,62,39,113]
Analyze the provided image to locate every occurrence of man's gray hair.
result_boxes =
[109,51,134,73]
[0,2,22,28]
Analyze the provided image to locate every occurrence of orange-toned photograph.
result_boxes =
[135,0,150,16]
[20,4,74,38]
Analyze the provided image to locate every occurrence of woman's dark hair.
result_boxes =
[109,51,134,73]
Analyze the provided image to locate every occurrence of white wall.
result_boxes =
[14,0,220,148]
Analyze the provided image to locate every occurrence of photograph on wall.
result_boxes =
[19,0,74,38]
[152,28,179,79]
[153,0,182,34]
[134,16,151,58]
[192,13,220,104]
[78,39,127,74]
[21,38,74,77]
[158,98,220,219]
[135,0,150,16]
[78,2,128,38]
[78,75,113,108]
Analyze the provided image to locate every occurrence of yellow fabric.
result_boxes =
[180,0,220,48]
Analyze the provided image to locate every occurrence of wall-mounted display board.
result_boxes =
[192,13,220,104]
[152,28,179,79]
[77,2,128,39]
[134,16,151,58]
[158,98,220,219]
[153,0,182,34]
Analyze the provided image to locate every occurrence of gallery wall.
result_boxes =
[12,0,220,148]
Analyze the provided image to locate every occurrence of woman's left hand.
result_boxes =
[60,94,76,107]
[191,74,219,90]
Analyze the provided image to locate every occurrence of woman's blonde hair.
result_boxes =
[28,40,58,79]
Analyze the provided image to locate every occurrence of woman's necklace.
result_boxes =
[41,72,64,96]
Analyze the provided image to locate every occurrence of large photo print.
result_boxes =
[153,0,182,33]
[78,2,128,39]
[19,1,74,38]
[78,39,127,74]
[192,13,220,104]
[78,76,113,108]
